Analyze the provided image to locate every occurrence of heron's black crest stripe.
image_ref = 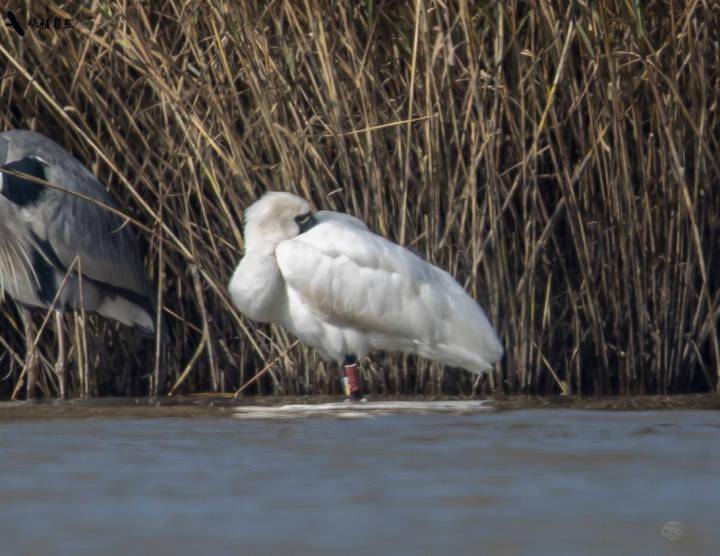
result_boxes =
[31,248,57,305]
[295,212,318,234]
[1,157,48,206]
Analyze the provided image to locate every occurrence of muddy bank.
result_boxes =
[0,393,718,422]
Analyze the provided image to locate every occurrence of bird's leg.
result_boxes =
[342,354,364,402]
[21,308,39,400]
[54,310,67,399]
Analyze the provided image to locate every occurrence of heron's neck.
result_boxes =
[0,220,33,297]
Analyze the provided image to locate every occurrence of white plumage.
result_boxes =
[228,192,503,380]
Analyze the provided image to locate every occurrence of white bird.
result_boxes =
[228,191,503,400]
[0,130,160,399]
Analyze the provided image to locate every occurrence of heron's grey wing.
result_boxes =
[0,130,152,299]
[0,131,159,336]
[40,171,152,300]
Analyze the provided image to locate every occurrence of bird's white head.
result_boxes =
[243,191,316,252]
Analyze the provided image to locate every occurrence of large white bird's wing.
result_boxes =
[314,210,369,231]
[275,214,503,372]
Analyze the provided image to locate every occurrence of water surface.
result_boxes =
[0,402,718,555]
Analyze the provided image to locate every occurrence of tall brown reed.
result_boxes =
[0,1,718,398]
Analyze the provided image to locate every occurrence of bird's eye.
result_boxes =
[295,212,311,225]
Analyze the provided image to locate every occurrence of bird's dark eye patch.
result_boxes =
[0,157,47,206]
[294,211,318,234]
[295,212,311,225]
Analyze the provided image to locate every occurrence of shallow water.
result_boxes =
[0,402,718,556]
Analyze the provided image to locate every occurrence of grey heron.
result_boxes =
[0,130,160,399]
[228,191,503,400]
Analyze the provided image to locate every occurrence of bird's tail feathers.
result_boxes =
[97,294,155,335]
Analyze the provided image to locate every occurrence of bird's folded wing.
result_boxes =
[37,168,152,299]
[314,210,369,231]
[275,218,464,344]
[1,131,152,298]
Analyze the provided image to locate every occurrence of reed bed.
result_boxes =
[0,0,719,398]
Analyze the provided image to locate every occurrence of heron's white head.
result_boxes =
[243,191,316,252]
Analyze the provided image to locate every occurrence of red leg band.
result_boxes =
[344,363,360,394]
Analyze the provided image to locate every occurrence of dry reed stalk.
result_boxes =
[0,1,718,397]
